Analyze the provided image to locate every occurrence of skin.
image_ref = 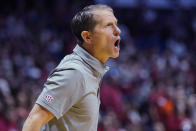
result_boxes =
[22,104,54,131]
[82,9,121,64]
[22,9,121,131]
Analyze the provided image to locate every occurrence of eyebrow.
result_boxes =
[107,18,118,24]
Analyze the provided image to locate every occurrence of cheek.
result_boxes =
[96,34,108,44]
[93,30,113,46]
[101,32,113,43]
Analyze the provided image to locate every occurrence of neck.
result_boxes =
[81,44,108,64]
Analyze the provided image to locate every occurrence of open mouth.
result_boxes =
[114,39,120,48]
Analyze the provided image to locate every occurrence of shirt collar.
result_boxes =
[73,45,109,77]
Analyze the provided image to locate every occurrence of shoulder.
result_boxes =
[45,67,85,92]
[47,53,86,83]
[49,67,84,82]
[57,53,84,70]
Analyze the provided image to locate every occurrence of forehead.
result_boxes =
[92,10,117,24]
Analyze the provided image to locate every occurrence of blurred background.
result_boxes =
[0,0,196,131]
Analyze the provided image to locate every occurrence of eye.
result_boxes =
[106,23,113,27]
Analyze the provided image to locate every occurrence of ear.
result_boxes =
[81,31,91,44]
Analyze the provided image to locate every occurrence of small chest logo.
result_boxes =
[45,95,54,103]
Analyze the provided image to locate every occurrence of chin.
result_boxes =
[111,53,119,58]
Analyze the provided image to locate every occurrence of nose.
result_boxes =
[114,25,121,36]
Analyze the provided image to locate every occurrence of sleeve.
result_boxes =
[36,68,85,119]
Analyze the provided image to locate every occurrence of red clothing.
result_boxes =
[100,84,125,120]
[0,117,19,131]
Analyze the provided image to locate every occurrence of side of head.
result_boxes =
[71,4,113,46]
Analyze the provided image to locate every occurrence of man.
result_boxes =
[22,4,121,131]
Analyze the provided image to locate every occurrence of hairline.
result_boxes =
[88,9,114,31]
[71,4,114,45]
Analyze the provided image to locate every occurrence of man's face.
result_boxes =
[90,10,121,60]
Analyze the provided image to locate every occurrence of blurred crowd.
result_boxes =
[0,0,196,131]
